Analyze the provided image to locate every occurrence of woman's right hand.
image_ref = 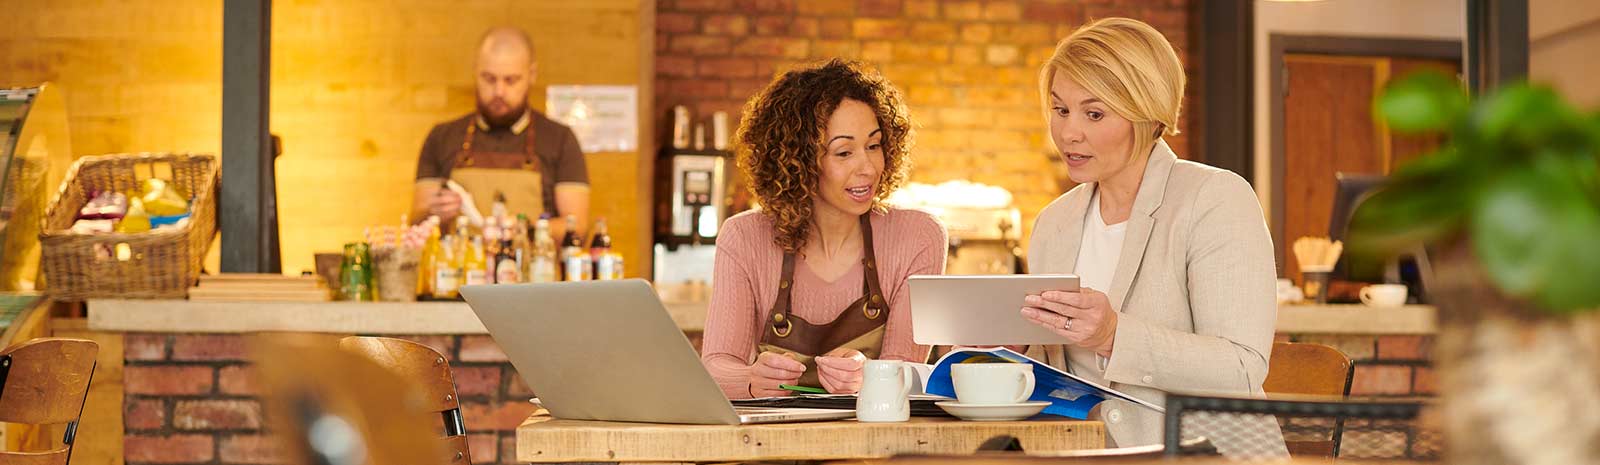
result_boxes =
[749,351,806,397]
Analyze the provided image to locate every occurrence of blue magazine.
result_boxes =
[923,347,1164,419]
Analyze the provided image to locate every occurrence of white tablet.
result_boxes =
[908,274,1080,345]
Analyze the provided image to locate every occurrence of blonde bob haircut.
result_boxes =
[1040,17,1185,159]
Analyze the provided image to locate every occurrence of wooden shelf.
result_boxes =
[88,298,709,334]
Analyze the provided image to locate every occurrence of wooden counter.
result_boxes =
[87,299,710,334]
[88,299,1436,336]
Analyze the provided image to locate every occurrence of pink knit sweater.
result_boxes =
[701,208,948,398]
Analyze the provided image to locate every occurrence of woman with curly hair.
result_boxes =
[701,59,947,398]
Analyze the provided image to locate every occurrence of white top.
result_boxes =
[1074,190,1127,294]
[1074,190,1128,373]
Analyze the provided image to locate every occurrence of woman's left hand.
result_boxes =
[1021,288,1118,357]
[815,348,867,394]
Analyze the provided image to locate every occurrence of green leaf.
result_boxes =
[1475,84,1583,152]
[1375,71,1468,133]
[1471,156,1600,313]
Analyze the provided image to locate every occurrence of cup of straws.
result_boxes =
[1294,237,1343,304]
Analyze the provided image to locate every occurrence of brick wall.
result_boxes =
[123,334,539,465]
[655,0,1199,238]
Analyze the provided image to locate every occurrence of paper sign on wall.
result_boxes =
[546,85,638,154]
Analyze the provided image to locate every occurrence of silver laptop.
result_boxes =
[460,279,853,425]
[908,274,1080,345]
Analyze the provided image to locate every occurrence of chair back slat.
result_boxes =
[1265,342,1352,397]
[339,336,471,465]
[0,338,99,425]
[338,337,459,413]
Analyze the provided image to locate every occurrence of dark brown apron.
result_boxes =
[450,121,545,219]
[758,214,890,387]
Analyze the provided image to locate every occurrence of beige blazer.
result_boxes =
[1026,139,1282,450]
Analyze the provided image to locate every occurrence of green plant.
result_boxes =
[1350,71,1600,313]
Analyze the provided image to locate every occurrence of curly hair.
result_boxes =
[734,59,915,255]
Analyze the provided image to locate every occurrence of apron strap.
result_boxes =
[859,214,887,318]
[458,118,540,171]
[771,254,799,337]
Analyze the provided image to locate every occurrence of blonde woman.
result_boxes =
[1016,18,1284,453]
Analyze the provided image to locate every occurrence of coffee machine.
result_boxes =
[886,181,1025,275]
[652,148,732,290]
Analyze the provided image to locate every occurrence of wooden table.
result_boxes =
[515,414,1104,463]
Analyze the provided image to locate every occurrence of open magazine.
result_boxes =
[922,347,1164,419]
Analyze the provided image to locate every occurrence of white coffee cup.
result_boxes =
[857,360,915,422]
[951,363,1035,405]
[1360,284,1408,307]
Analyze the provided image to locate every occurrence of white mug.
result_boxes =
[952,363,1035,405]
[1360,284,1408,307]
[857,360,914,422]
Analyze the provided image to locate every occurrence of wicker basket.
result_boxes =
[39,153,218,300]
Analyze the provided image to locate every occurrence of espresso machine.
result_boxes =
[941,206,1026,275]
[652,148,731,291]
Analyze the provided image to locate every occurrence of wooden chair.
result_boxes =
[1262,341,1354,457]
[339,336,471,465]
[0,338,99,465]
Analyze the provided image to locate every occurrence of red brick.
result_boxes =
[699,57,759,78]
[994,24,1053,44]
[909,22,957,42]
[675,0,736,11]
[906,0,940,18]
[1350,364,1413,396]
[859,0,903,17]
[126,398,166,430]
[852,18,907,39]
[1085,5,1142,21]
[1023,1,1082,23]
[985,44,1020,65]
[951,45,983,65]
[657,55,697,78]
[218,365,258,395]
[506,369,536,398]
[127,365,214,395]
[126,334,168,361]
[819,18,853,39]
[733,37,809,58]
[458,335,509,363]
[790,18,821,37]
[670,35,732,55]
[703,14,750,35]
[731,79,773,100]
[754,16,788,35]
[460,401,540,431]
[892,43,950,63]
[452,365,502,397]
[960,23,993,43]
[665,79,732,98]
[658,12,698,33]
[983,0,1022,20]
[1413,366,1438,395]
[174,399,263,430]
[735,0,797,12]
[172,334,248,361]
[126,434,214,463]
[797,0,855,16]
[1376,336,1431,360]
[469,433,499,464]
[943,0,982,19]
[813,40,861,59]
[862,41,893,62]
[220,435,284,464]
[499,435,519,465]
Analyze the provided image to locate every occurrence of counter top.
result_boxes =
[88,299,710,334]
[88,299,1435,336]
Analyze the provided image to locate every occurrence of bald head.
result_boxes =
[474,27,537,128]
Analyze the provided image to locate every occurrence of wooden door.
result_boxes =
[1279,54,1459,286]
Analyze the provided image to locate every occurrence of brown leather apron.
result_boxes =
[758,214,890,387]
[450,122,545,219]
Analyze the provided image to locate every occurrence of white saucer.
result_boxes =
[935,401,1050,421]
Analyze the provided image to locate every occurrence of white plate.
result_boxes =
[935,401,1050,421]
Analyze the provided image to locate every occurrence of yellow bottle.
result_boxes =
[431,233,460,299]
[418,222,441,297]
[463,236,489,286]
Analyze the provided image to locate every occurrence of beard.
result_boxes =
[476,98,528,129]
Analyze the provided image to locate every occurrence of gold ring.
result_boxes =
[772,320,792,338]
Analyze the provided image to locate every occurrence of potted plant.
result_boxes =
[1351,71,1600,464]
